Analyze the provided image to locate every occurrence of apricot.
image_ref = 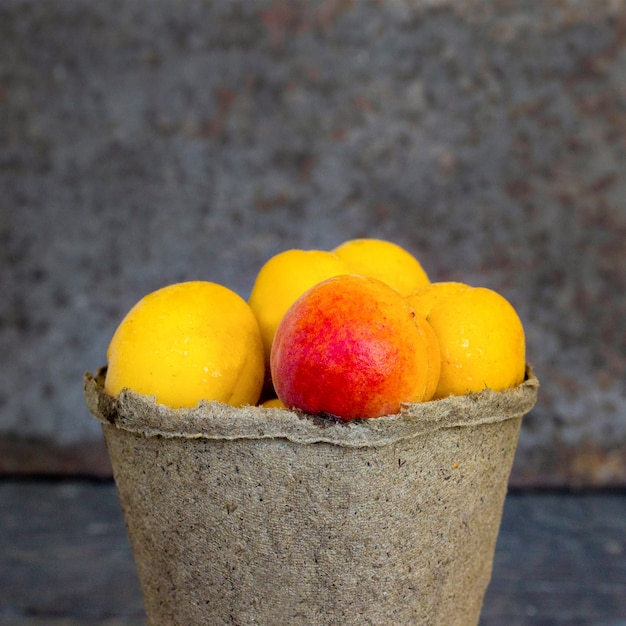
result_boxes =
[260,397,286,409]
[426,287,526,398]
[333,238,430,296]
[105,281,265,408]
[270,274,430,420]
[412,312,441,402]
[406,281,471,317]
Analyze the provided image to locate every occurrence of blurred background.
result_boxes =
[2,0,625,487]
[1,1,626,623]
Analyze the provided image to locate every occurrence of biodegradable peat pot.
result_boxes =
[84,366,538,626]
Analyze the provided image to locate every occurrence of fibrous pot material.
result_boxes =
[84,367,538,626]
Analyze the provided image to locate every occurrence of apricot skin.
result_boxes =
[270,275,429,420]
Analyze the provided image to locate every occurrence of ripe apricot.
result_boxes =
[426,287,526,398]
[270,274,430,420]
[105,281,265,408]
[260,397,286,409]
[412,312,441,402]
[332,238,430,296]
[406,281,471,318]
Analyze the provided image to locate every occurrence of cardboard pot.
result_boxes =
[84,366,538,626]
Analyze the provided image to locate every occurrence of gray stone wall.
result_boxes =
[1,0,625,486]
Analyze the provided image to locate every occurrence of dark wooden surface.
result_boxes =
[1,480,625,625]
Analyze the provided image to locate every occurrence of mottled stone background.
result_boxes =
[1,0,625,486]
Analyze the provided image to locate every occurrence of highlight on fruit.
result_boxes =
[102,238,527,419]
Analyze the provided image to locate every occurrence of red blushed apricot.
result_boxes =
[270,275,430,420]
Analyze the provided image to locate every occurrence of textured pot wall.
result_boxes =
[1,0,625,486]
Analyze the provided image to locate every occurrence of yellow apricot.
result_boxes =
[105,281,264,408]
[426,287,526,398]
[406,281,471,318]
[333,238,430,296]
